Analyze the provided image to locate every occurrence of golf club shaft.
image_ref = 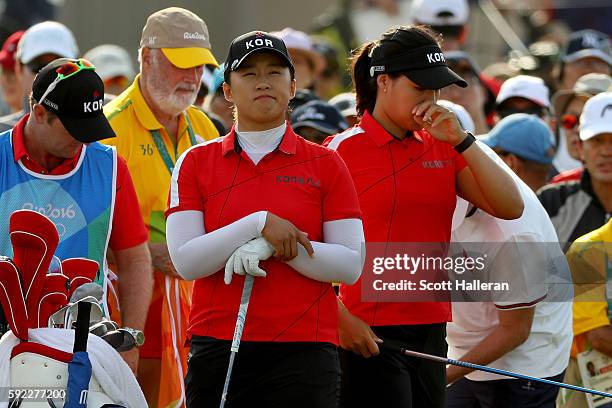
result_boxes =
[393,346,612,399]
[478,0,531,56]
[220,274,255,408]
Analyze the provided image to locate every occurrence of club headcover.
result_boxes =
[38,273,70,328]
[9,210,59,328]
[61,258,99,299]
[0,257,29,340]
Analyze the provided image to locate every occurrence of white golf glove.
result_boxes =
[224,237,275,285]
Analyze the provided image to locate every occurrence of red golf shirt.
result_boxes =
[167,125,361,344]
[325,111,467,326]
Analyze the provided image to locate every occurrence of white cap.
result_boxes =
[496,75,550,108]
[410,0,469,26]
[438,99,476,133]
[16,21,78,64]
[328,92,357,117]
[83,44,135,81]
[270,28,325,74]
[579,91,612,141]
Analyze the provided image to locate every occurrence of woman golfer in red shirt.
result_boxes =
[325,26,524,408]
[166,31,364,407]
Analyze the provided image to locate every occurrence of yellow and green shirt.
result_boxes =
[102,75,219,242]
[567,219,612,357]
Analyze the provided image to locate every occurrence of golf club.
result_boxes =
[384,344,612,400]
[219,274,255,408]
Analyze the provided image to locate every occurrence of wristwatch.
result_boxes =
[453,131,476,154]
[122,327,145,347]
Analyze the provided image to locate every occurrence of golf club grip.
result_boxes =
[73,301,91,353]
[231,275,254,352]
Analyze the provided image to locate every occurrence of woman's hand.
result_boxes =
[261,212,314,261]
[413,101,467,145]
[338,301,382,358]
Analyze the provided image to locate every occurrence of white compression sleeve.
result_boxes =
[285,218,365,284]
[166,210,267,280]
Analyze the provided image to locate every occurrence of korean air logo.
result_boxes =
[422,160,452,169]
[276,175,321,188]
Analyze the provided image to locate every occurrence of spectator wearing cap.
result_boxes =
[482,114,556,192]
[557,29,611,92]
[0,21,78,132]
[495,75,552,128]
[166,30,363,407]
[329,92,358,127]
[271,28,325,91]
[204,63,234,132]
[84,44,135,98]
[538,92,612,248]
[440,51,492,134]
[550,73,612,181]
[291,99,348,144]
[447,139,572,408]
[410,0,470,51]
[0,31,24,114]
[101,7,220,407]
[0,58,150,372]
[325,25,523,408]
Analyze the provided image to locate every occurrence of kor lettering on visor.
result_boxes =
[245,38,274,50]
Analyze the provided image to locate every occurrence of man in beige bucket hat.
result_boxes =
[102,7,220,407]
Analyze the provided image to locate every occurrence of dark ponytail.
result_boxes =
[351,41,378,116]
[351,25,442,117]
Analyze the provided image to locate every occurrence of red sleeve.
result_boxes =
[109,157,149,250]
[321,150,362,221]
[165,148,205,217]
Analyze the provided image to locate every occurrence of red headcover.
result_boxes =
[9,210,59,328]
[61,258,99,299]
[37,273,69,328]
[0,257,28,340]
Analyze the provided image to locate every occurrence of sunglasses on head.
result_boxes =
[38,59,95,106]
[560,113,579,130]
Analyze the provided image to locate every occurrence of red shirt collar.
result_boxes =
[360,110,423,147]
[12,114,83,175]
[222,122,298,156]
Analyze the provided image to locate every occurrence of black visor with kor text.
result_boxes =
[224,31,294,81]
[370,45,467,90]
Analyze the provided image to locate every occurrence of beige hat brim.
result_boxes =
[161,47,219,69]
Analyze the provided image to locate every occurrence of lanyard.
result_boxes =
[150,114,197,175]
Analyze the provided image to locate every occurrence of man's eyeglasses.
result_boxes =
[560,113,579,130]
[38,59,95,106]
